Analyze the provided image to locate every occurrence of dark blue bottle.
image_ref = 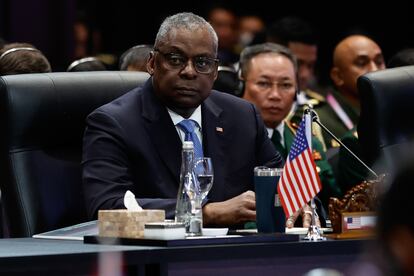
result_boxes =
[254,167,286,233]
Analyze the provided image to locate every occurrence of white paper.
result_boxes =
[123,190,143,211]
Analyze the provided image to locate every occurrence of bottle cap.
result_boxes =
[254,166,282,176]
[182,141,194,149]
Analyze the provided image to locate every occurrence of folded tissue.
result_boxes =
[123,190,143,211]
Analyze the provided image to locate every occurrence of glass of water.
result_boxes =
[184,157,213,236]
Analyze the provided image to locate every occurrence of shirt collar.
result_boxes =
[266,121,285,139]
[167,105,202,129]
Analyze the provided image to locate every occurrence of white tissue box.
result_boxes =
[144,221,186,240]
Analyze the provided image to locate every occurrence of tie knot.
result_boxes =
[178,119,198,134]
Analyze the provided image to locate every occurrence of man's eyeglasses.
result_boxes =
[247,80,295,93]
[154,49,219,74]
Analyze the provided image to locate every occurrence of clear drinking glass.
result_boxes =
[184,157,214,236]
[193,157,214,205]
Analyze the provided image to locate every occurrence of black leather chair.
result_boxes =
[0,71,149,237]
[358,65,414,174]
[213,66,243,97]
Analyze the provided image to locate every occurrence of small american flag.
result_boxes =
[345,217,362,230]
[277,115,322,217]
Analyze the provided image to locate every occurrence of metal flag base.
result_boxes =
[302,197,326,241]
[303,225,326,241]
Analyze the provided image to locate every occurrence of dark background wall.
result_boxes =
[1,0,413,85]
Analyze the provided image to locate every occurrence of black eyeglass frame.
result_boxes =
[153,48,219,74]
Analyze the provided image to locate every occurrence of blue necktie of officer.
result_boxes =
[177,119,204,159]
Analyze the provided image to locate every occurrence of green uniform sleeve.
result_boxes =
[312,137,342,210]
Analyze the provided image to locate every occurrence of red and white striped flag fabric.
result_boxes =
[277,115,322,217]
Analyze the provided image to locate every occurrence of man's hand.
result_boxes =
[285,204,321,228]
[203,191,256,226]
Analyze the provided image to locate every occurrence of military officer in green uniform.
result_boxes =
[329,35,385,195]
[294,35,386,152]
[266,16,335,151]
[337,128,372,193]
[239,42,340,226]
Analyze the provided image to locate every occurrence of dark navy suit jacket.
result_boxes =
[82,79,283,219]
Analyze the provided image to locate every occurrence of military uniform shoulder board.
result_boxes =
[313,150,322,161]
[353,130,358,138]
[305,89,326,103]
[285,120,299,132]
[331,139,340,148]
[306,98,320,107]
[285,119,319,137]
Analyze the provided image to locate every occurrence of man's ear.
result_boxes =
[330,67,344,87]
[213,67,218,81]
[146,51,155,75]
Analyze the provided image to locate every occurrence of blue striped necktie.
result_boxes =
[177,119,204,159]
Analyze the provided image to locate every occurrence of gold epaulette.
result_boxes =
[306,98,321,107]
[285,119,320,137]
[285,120,299,132]
[305,89,326,103]
[286,118,328,151]
[331,139,340,148]
[353,130,358,138]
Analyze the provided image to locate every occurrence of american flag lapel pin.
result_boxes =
[216,127,223,133]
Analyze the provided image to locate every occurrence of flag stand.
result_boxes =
[303,198,326,241]
[302,108,326,241]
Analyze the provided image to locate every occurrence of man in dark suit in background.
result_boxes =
[82,12,283,227]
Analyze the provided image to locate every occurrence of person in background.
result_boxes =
[119,44,152,72]
[82,12,283,228]
[73,10,102,60]
[0,42,51,75]
[327,35,385,138]
[340,47,414,196]
[207,6,239,66]
[237,15,265,49]
[240,42,339,225]
[66,56,106,72]
[332,35,385,194]
[266,16,328,151]
[267,16,319,96]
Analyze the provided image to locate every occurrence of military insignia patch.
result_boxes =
[313,150,322,160]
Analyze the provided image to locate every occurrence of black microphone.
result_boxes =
[306,107,379,178]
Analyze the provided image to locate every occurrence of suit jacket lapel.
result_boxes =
[201,96,227,200]
[141,81,182,184]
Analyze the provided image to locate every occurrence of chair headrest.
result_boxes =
[358,65,414,163]
[0,71,150,149]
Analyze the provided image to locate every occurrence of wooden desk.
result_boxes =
[0,237,370,275]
